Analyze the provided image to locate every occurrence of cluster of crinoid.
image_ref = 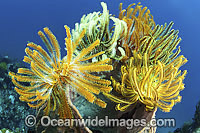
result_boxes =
[8,2,188,133]
[104,2,188,113]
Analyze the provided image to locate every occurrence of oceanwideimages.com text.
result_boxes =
[25,115,176,129]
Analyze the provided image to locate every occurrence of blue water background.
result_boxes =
[0,0,199,132]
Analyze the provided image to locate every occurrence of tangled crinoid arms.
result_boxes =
[104,51,187,112]
[104,2,188,113]
[9,25,113,120]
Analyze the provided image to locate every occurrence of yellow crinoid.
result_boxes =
[104,51,187,112]
[118,3,181,66]
[9,25,113,119]
[118,2,155,58]
[104,2,188,113]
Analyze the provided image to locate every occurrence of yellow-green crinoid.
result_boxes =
[9,25,113,119]
[72,2,127,60]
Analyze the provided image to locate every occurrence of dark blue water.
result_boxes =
[0,0,199,132]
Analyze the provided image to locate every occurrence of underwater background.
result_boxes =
[0,0,199,132]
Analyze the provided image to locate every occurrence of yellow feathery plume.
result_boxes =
[9,25,113,120]
[104,51,187,112]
